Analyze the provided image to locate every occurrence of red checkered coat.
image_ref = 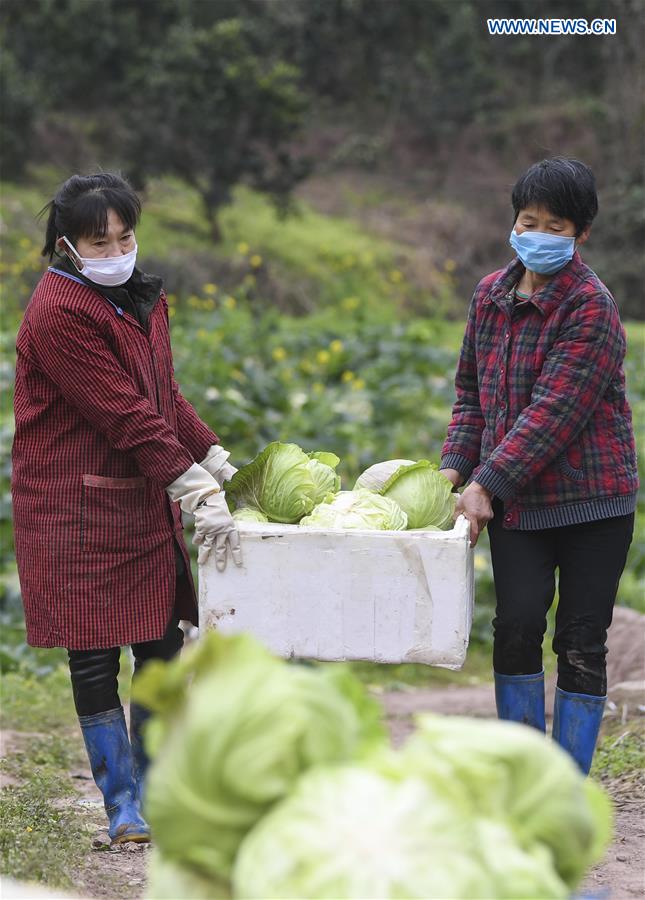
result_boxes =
[11,269,219,649]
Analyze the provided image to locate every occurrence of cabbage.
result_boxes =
[306,451,341,504]
[233,767,488,899]
[373,714,612,891]
[233,766,569,899]
[300,489,407,531]
[146,849,229,899]
[137,632,386,882]
[226,442,318,523]
[232,507,269,524]
[355,459,456,530]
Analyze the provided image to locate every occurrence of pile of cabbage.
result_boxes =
[226,441,456,531]
[136,632,612,900]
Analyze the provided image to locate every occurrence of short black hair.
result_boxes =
[511,158,598,237]
[40,173,141,259]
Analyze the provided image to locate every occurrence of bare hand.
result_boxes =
[439,468,463,490]
[454,483,494,547]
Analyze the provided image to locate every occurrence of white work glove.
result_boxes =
[165,462,243,571]
[199,444,238,488]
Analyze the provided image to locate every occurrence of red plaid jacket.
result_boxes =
[441,252,639,529]
[11,268,219,649]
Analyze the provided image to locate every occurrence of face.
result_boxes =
[514,204,590,246]
[75,208,136,258]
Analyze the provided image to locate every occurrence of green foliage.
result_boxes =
[592,726,645,781]
[0,772,88,890]
[0,666,76,730]
[125,18,308,238]
[0,728,88,891]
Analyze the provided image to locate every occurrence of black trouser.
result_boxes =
[68,543,186,717]
[488,497,634,696]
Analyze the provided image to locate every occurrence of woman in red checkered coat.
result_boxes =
[440,158,638,775]
[11,173,243,843]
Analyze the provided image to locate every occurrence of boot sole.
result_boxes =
[111,831,151,845]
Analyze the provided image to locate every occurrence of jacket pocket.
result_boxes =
[81,475,150,552]
[556,440,585,482]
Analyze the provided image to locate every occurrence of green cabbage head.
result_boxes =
[355,459,456,530]
[232,507,269,524]
[373,714,612,892]
[226,442,318,523]
[138,632,386,883]
[233,765,568,899]
[300,489,407,530]
[306,451,341,504]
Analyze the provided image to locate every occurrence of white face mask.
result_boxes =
[58,235,138,287]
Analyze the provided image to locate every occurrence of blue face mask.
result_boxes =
[509,228,575,275]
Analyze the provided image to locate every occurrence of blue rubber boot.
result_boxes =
[552,687,606,775]
[494,670,546,732]
[129,702,152,809]
[78,707,150,844]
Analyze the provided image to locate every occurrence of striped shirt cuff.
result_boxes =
[471,463,515,500]
[440,452,476,481]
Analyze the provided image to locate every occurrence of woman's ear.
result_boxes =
[576,225,592,248]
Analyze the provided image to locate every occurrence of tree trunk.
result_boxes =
[201,195,223,243]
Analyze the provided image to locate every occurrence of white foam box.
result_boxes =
[198,514,474,668]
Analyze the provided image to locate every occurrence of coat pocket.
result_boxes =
[81,474,149,552]
[556,440,585,482]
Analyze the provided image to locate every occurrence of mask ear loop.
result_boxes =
[55,235,84,273]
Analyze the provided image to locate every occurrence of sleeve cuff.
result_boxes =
[471,463,515,501]
[440,452,476,481]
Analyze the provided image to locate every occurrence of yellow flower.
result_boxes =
[281,368,294,382]
[250,254,263,268]
[203,283,218,295]
[316,349,331,365]
[389,269,403,284]
[474,554,488,572]
[237,242,250,255]
[204,298,216,310]
[188,296,199,308]
[313,382,325,394]
[25,826,33,832]
[272,347,287,362]
[223,296,237,310]
[197,328,208,339]
[341,370,355,383]
[444,259,457,273]
[300,359,314,374]
[167,293,177,305]
[243,274,256,287]
[19,237,32,249]
[231,368,245,381]
[352,378,366,391]
[329,339,344,354]
[342,296,360,311]
[168,307,176,318]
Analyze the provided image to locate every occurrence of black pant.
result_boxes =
[68,542,186,717]
[488,497,634,696]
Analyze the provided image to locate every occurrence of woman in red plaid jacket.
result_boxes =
[12,173,243,843]
[440,158,638,775]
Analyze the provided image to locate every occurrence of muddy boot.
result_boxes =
[494,670,546,732]
[79,706,150,844]
[552,687,605,775]
[129,701,152,809]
